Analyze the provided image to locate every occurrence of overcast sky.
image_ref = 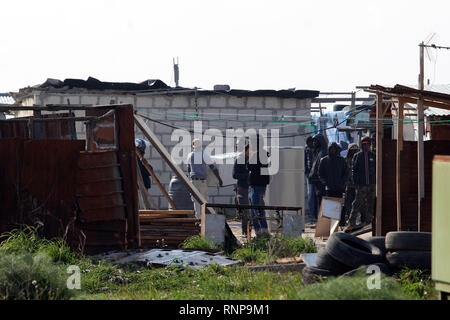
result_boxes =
[1,0,450,93]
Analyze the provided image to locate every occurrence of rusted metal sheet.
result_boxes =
[115,106,140,248]
[380,139,450,235]
[0,139,85,239]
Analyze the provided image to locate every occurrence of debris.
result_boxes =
[95,249,243,270]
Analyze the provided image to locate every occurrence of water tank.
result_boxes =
[168,175,194,210]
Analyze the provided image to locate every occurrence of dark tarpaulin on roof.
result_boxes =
[38,77,170,91]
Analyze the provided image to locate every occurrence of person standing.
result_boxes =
[247,135,270,237]
[186,139,223,218]
[318,142,347,198]
[340,143,360,226]
[344,137,376,232]
[233,142,251,239]
[308,133,328,220]
[304,136,316,221]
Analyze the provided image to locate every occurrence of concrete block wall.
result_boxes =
[36,91,311,209]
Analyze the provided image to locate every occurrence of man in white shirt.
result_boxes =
[186,139,223,218]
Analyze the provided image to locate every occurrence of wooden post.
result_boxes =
[135,148,178,210]
[200,203,207,237]
[116,105,140,248]
[418,42,425,232]
[375,93,383,236]
[396,100,404,231]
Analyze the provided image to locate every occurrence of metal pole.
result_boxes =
[417,42,425,232]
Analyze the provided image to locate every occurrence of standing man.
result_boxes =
[186,139,223,218]
[233,141,251,239]
[340,143,360,226]
[304,136,316,221]
[308,133,328,220]
[344,137,376,232]
[318,142,347,198]
[135,138,152,190]
[247,135,270,237]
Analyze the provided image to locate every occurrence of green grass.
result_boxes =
[0,226,78,264]
[397,268,437,300]
[232,234,317,265]
[180,236,221,251]
[0,226,437,300]
[297,271,415,300]
[0,252,74,300]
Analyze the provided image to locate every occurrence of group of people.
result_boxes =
[305,133,376,232]
[186,137,270,238]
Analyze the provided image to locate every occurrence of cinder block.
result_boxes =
[228,96,246,108]
[282,98,297,109]
[154,96,172,108]
[265,97,280,109]
[172,96,190,108]
[282,213,304,237]
[247,97,263,109]
[209,96,227,108]
[204,214,226,246]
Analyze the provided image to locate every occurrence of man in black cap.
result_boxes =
[343,136,376,232]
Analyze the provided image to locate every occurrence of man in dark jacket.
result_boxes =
[308,133,328,219]
[318,142,347,198]
[233,143,251,238]
[304,136,316,219]
[247,135,270,237]
[344,137,376,232]
[340,143,360,226]
[135,138,152,189]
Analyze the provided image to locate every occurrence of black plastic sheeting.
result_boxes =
[37,77,170,91]
[35,77,320,99]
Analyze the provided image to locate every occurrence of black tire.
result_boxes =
[366,236,386,253]
[302,266,335,284]
[386,250,431,271]
[341,263,393,278]
[315,248,353,275]
[326,232,383,269]
[385,232,431,251]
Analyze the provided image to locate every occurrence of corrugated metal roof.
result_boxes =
[0,93,14,105]
[425,106,450,117]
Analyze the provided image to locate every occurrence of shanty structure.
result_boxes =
[365,85,450,236]
[0,104,140,254]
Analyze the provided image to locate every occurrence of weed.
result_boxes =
[0,252,74,300]
[397,268,436,300]
[232,234,317,265]
[0,227,78,264]
[296,273,415,300]
[180,236,221,251]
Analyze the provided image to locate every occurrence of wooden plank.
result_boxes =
[134,114,211,213]
[396,100,404,231]
[139,210,195,215]
[375,93,383,236]
[136,148,177,209]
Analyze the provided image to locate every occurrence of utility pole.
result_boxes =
[417,42,425,232]
[173,57,179,87]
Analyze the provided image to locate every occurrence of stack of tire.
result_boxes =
[384,232,431,272]
[302,232,388,284]
[302,231,432,284]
